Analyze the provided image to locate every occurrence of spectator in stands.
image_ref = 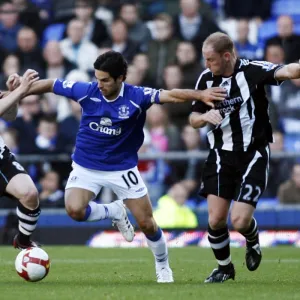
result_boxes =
[277,77,300,135]
[126,64,143,86]
[94,0,114,29]
[154,182,198,228]
[224,0,272,21]
[38,170,64,208]
[35,115,66,154]
[59,19,98,73]
[0,0,22,52]
[43,41,75,112]
[0,54,20,90]
[10,95,42,154]
[264,43,285,129]
[102,18,140,63]
[147,13,179,88]
[15,27,45,78]
[263,131,293,197]
[265,15,300,64]
[138,128,169,206]
[132,53,153,86]
[12,0,43,37]
[171,124,205,198]
[73,0,108,47]
[58,96,82,153]
[278,163,300,204]
[175,41,203,89]
[119,2,151,52]
[146,103,181,152]
[173,0,221,56]
[235,19,263,60]
[163,64,191,129]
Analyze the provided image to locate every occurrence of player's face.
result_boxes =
[202,45,228,76]
[95,70,123,99]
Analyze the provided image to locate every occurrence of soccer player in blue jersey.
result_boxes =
[10,51,226,282]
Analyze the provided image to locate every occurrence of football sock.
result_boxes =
[241,218,259,247]
[146,228,169,269]
[208,225,232,271]
[16,202,40,244]
[83,201,121,221]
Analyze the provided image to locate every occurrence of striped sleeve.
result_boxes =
[248,61,284,86]
[191,69,212,113]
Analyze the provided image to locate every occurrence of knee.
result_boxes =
[65,204,85,221]
[138,217,156,235]
[231,215,251,232]
[208,215,227,230]
[20,187,39,208]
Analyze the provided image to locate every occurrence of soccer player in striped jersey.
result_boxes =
[0,69,41,249]
[190,32,300,283]
[9,51,226,282]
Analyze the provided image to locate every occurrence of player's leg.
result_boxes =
[204,194,235,283]
[6,173,40,248]
[125,194,173,283]
[64,164,129,227]
[1,147,40,249]
[230,202,259,271]
[200,149,236,283]
[231,145,269,271]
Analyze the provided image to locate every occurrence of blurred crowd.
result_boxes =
[0,0,299,217]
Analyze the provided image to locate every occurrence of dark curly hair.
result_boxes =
[93,51,128,81]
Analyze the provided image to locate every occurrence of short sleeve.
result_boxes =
[191,70,211,114]
[136,86,161,109]
[53,79,94,101]
[248,61,284,86]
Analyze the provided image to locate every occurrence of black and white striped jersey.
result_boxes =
[192,59,284,151]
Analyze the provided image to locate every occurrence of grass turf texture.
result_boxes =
[0,246,300,300]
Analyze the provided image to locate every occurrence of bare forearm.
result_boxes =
[0,88,25,117]
[275,63,300,80]
[189,112,207,128]
[26,79,55,96]
[168,89,203,102]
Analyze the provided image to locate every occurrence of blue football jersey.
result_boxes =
[53,80,161,171]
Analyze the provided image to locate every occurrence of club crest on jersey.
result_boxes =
[118,105,129,119]
[100,117,112,126]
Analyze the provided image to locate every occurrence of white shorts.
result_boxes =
[65,162,148,200]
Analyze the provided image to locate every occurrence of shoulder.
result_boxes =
[195,68,212,88]
[89,82,99,93]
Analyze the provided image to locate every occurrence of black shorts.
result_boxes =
[200,145,270,207]
[0,146,27,195]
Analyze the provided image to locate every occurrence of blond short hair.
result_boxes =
[203,32,234,54]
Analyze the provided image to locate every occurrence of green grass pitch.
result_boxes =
[1,246,300,300]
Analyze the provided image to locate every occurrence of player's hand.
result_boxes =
[199,87,227,108]
[6,73,21,91]
[17,69,39,94]
[202,110,223,125]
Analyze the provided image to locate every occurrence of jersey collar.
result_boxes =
[102,83,125,102]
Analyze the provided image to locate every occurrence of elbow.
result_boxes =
[189,115,199,129]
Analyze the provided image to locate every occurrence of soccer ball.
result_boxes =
[15,247,50,282]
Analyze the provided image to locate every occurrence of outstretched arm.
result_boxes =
[6,73,55,96]
[0,69,39,120]
[275,61,300,80]
[25,79,55,95]
[159,87,226,108]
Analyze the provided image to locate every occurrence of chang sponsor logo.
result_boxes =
[89,122,122,135]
